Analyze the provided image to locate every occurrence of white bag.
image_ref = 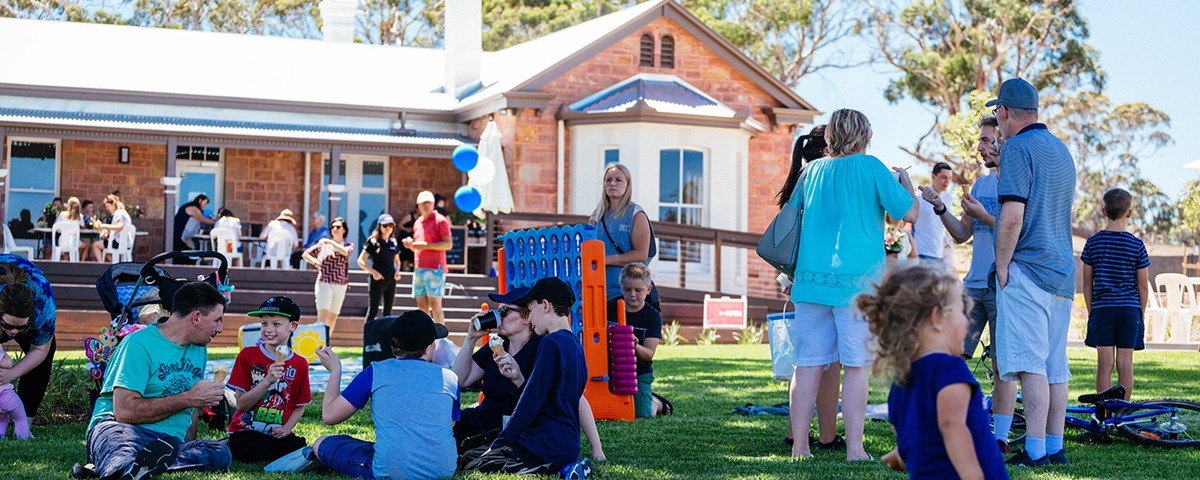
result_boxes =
[767,302,797,382]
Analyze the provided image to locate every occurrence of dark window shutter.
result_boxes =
[639,34,655,67]
[660,35,675,69]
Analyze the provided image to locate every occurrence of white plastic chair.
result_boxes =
[51,221,81,262]
[209,227,242,267]
[102,226,136,263]
[1145,277,1169,343]
[1153,273,1198,343]
[259,230,294,269]
[2,224,35,258]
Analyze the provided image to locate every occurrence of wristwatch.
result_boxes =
[933,204,947,216]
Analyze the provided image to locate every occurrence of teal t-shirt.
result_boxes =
[790,154,914,307]
[88,324,209,439]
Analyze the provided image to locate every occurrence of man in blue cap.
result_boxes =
[988,78,1076,466]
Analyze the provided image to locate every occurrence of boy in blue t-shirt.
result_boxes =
[463,277,589,476]
[312,310,460,479]
[1080,188,1150,400]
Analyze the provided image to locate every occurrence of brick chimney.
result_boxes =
[320,0,356,43]
[444,0,482,99]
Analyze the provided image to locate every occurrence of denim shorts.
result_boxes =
[412,267,445,298]
[963,286,998,358]
[996,263,1073,384]
[791,302,871,368]
[315,434,375,479]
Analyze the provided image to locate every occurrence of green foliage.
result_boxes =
[694,327,720,346]
[661,320,684,346]
[732,322,764,345]
[1175,179,1200,245]
[1048,91,1175,237]
[482,0,628,51]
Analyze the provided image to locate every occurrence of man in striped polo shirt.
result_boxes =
[990,78,1077,467]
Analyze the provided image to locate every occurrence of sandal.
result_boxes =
[651,392,673,416]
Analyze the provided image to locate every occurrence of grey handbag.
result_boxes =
[756,165,808,274]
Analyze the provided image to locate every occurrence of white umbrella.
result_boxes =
[470,120,515,216]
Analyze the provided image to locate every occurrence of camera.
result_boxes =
[474,310,502,331]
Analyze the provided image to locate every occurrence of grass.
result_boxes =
[4,345,1200,479]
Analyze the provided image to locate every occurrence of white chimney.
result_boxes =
[320,0,357,43]
[444,0,482,99]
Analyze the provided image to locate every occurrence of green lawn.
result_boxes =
[5,345,1200,479]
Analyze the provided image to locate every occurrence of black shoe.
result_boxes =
[119,438,177,480]
[1005,449,1050,467]
[1046,449,1069,465]
[69,463,99,479]
[811,434,846,451]
[651,392,673,416]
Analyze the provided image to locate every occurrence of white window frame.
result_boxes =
[657,147,707,264]
[320,154,389,262]
[5,136,61,225]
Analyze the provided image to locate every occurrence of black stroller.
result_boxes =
[87,250,233,428]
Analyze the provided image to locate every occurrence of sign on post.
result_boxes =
[703,294,747,330]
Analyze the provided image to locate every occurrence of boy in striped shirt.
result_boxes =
[1080,188,1149,400]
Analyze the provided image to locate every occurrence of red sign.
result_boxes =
[703,295,747,329]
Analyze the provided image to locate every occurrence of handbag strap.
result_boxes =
[599,213,624,254]
[790,162,812,215]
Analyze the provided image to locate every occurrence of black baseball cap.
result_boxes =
[247,296,301,322]
[487,286,530,305]
[510,277,576,309]
[391,310,449,351]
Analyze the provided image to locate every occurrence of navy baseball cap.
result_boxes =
[390,310,449,351]
[986,78,1039,110]
[248,296,301,322]
[487,286,530,305]
[510,277,576,309]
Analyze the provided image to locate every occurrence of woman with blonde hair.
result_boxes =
[91,194,133,262]
[590,163,658,308]
[55,197,82,224]
[785,109,919,461]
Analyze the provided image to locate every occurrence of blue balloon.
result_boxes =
[452,144,479,173]
[454,185,482,212]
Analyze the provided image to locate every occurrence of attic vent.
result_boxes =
[660,35,675,68]
[639,34,655,67]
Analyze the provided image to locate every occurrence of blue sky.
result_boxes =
[794,0,1200,199]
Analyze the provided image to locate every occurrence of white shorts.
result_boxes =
[791,302,873,368]
[315,282,348,314]
[996,263,1073,384]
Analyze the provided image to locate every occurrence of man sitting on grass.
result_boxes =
[74,282,231,480]
[312,310,459,479]
[462,277,591,477]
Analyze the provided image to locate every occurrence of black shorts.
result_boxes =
[1085,306,1144,350]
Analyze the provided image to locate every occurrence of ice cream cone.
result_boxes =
[212,365,229,384]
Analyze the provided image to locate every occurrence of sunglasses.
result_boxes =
[331,224,345,230]
[497,305,525,317]
[0,317,31,333]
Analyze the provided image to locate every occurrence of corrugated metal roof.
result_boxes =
[568,74,736,117]
[0,109,467,147]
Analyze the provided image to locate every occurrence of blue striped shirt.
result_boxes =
[997,124,1077,297]
[1081,230,1149,309]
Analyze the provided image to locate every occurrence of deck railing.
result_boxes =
[484,212,762,295]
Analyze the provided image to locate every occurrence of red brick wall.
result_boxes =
[475,17,796,298]
[388,156,463,221]
[60,140,167,260]
[223,149,307,228]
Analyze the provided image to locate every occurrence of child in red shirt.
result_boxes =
[227,296,312,462]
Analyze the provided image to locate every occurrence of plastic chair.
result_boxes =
[2,224,35,258]
[1145,277,1169,343]
[209,227,242,267]
[1153,273,1198,343]
[260,230,294,269]
[51,221,81,262]
[102,226,136,263]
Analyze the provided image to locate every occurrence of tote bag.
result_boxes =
[756,165,808,274]
[767,302,797,382]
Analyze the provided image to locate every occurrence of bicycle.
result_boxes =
[977,346,1200,449]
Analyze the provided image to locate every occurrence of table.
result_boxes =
[191,234,267,266]
[29,227,148,259]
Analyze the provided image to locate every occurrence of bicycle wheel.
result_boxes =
[1113,399,1200,448]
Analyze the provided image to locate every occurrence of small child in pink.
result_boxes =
[0,344,31,439]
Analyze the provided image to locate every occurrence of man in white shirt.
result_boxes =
[913,162,954,267]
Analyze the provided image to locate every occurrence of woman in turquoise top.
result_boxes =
[785,109,918,461]
[590,163,658,308]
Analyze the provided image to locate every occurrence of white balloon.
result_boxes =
[469,156,496,187]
